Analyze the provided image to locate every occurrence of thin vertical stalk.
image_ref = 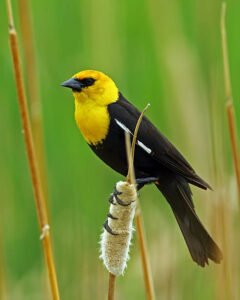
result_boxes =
[127,103,150,182]
[108,273,116,300]
[135,210,155,300]
[221,2,240,201]
[226,103,240,195]
[18,0,48,197]
[0,233,6,300]
[125,104,155,300]
[211,3,239,300]
[6,1,60,299]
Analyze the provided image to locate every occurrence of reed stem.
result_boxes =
[127,103,150,182]
[18,0,48,198]
[108,273,116,300]
[221,2,240,201]
[6,1,60,299]
[135,209,155,300]
[126,105,155,300]
[0,233,6,300]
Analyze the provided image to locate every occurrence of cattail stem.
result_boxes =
[126,110,155,299]
[6,1,60,299]
[226,103,240,198]
[108,273,116,300]
[135,209,155,300]
[0,233,6,300]
[127,106,155,300]
[221,2,240,201]
[127,103,150,182]
[18,0,48,198]
[102,108,155,299]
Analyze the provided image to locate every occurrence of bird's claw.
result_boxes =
[108,193,116,205]
[109,185,133,206]
[113,186,122,195]
[103,219,118,235]
[115,193,133,206]
[107,213,118,220]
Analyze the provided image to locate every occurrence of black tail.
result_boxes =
[156,176,223,267]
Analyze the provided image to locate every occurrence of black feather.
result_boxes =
[156,175,222,266]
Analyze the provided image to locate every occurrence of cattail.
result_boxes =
[100,181,137,276]
[100,105,154,300]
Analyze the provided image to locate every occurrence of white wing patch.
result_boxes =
[114,119,152,154]
[137,141,152,154]
[115,119,131,134]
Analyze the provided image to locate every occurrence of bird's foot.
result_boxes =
[108,193,116,205]
[109,185,133,206]
[103,219,118,235]
[136,177,159,190]
[108,185,122,205]
[107,213,118,220]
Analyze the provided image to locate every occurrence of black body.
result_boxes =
[90,93,222,266]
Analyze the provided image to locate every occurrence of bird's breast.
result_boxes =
[74,99,110,145]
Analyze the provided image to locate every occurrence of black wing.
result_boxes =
[108,93,211,190]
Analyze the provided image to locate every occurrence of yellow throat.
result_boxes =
[73,70,119,145]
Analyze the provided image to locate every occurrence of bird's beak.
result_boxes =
[61,78,83,92]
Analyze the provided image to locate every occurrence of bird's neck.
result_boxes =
[74,99,110,145]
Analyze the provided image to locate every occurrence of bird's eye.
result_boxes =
[81,77,96,87]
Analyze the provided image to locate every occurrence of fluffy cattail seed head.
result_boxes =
[100,181,137,276]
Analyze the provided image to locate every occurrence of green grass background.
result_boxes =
[1,0,240,299]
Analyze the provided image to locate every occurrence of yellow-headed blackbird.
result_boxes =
[61,70,222,267]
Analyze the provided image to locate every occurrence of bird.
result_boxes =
[61,70,223,267]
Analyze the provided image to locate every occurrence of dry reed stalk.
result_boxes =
[108,272,116,300]
[209,79,236,299]
[210,3,239,300]
[6,1,60,299]
[220,3,239,299]
[135,210,155,300]
[126,106,155,300]
[0,234,6,300]
[213,189,235,300]
[18,0,48,197]
[221,2,240,201]
[208,73,228,300]
[126,103,150,183]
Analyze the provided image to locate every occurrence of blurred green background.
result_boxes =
[1,0,239,299]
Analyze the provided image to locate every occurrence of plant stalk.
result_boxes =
[221,2,240,201]
[135,209,155,300]
[6,1,60,299]
[108,272,116,300]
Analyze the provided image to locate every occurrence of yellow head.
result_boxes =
[61,70,119,145]
[61,70,119,105]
